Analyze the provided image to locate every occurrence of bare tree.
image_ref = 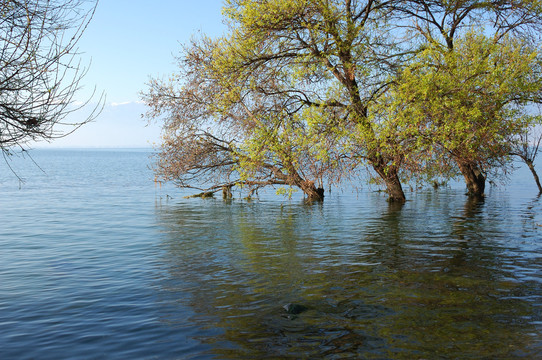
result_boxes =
[510,129,542,194]
[0,0,102,155]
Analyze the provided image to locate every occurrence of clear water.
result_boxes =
[0,149,541,359]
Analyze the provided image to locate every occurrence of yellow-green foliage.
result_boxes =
[143,0,542,198]
[384,29,542,176]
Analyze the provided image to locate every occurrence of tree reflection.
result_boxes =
[154,193,541,359]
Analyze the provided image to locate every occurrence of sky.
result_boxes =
[36,0,227,148]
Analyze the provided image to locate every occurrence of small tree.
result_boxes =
[388,31,542,197]
[510,128,542,194]
[143,37,341,201]
[0,0,102,154]
[390,0,542,197]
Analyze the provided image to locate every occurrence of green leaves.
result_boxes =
[386,28,542,183]
[144,1,542,200]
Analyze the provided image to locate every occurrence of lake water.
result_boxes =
[0,149,541,359]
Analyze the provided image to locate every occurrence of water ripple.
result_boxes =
[1,150,541,359]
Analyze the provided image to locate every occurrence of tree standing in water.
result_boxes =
[145,0,542,201]
[143,37,343,201]
[510,129,542,194]
[388,0,542,197]
[387,31,542,197]
[145,0,411,202]
[221,0,411,202]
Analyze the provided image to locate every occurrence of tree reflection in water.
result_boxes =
[154,190,542,359]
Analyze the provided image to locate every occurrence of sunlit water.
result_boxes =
[1,149,541,359]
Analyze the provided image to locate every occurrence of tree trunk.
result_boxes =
[222,185,233,199]
[299,180,325,201]
[457,161,485,197]
[373,163,406,203]
[525,159,542,194]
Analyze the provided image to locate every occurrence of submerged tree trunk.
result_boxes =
[525,159,542,194]
[373,162,406,203]
[385,176,406,203]
[457,161,486,197]
[263,162,324,201]
[299,180,325,202]
[222,185,233,199]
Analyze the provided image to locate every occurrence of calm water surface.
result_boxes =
[0,149,541,359]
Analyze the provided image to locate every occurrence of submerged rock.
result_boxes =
[283,303,309,315]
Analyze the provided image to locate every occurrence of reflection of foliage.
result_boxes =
[155,194,541,359]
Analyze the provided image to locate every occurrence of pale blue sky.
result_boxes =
[39,1,226,148]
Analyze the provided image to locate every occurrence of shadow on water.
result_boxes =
[154,191,542,359]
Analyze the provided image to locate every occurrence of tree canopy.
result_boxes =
[387,30,542,195]
[143,0,542,202]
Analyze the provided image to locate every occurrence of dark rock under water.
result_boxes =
[283,303,309,315]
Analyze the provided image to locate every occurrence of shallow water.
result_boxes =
[1,149,541,359]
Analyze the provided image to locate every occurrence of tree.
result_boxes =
[0,0,102,155]
[217,0,542,201]
[510,128,542,194]
[146,0,542,201]
[387,30,542,197]
[143,37,344,201]
[389,0,542,197]
[172,0,405,202]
